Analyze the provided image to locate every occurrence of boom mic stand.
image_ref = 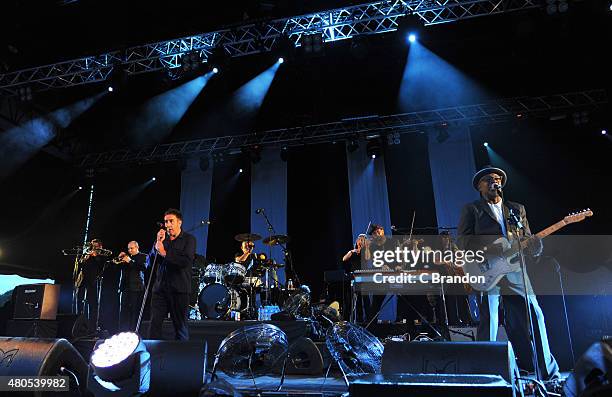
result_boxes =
[257,209,299,287]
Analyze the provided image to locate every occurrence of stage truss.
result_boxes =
[0,1,540,96]
[78,88,607,167]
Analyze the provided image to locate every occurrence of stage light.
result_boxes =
[107,86,114,92]
[408,33,416,43]
[602,129,608,135]
[90,332,146,383]
[366,138,381,159]
[78,186,83,190]
[347,140,359,153]
[212,67,219,74]
[239,168,243,173]
[151,177,156,181]
[278,57,284,64]
[484,142,489,147]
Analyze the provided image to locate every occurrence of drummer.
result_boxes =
[235,240,256,271]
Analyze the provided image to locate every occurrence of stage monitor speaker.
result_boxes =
[380,341,522,397]
[0,337,88,397]
[87,339,207,397]
[12,284,60,320]
[283,337,324,375]
[563,338,612,397]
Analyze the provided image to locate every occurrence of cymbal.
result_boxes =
[234,233,262,242]
[262,234,290,246]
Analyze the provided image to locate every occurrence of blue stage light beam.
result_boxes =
[397,41,490,113]
[231,61,281,117]
[0,92,105,179]
[128,72,213,145]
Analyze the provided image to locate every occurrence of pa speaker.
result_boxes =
[87,338,207,397]
[563,338,612,397]
[284,337,324,375]
[0,337,88,396]
[12,284,60,320]
[380,341,522,397]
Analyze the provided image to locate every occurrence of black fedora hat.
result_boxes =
[472,166,507,190]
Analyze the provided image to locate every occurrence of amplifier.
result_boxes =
[12,283,60,320]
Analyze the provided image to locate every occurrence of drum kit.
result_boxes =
[191,232,293,321]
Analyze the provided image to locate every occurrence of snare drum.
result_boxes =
[225,262,246,285]
[203,263,225,284]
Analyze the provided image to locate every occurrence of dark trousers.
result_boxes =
[148,290,190,340]
[120,290,144,332]
[78,281,98,331]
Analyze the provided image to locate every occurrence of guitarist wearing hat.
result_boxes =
[457,166,560,381]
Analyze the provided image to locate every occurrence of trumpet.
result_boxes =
[111,252,130,264]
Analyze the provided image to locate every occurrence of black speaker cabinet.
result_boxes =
[378,341,522,397]
[0,337,88,396]
[12,284,60,320]
[563,338,612,397]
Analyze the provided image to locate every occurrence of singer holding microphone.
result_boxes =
[148,208,196,340]
[457,166,559,380]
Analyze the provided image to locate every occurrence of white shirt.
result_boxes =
[488,200,507,237]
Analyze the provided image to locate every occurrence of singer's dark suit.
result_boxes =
[119,252,147,331]
[148,231,196,340]
[457,197,559,379]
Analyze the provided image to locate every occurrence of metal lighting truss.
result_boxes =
[77,88,607,167]
[0,1,539,96]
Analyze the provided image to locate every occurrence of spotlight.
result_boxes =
[78,186,83,190]
[280,146,289,162]
[278,57,284,64]
[90,332,146,384]
[212,67,219,74]
[239,168,243,173]
[602,129,608,135]
[346,139,359,153]
[484,142,489,147]
[408,33,417,43]
[151,177,156,181]
[366,138,381,159]
[107,86,114,92]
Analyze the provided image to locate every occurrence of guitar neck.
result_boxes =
[520,220,567,248]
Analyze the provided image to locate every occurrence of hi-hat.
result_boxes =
[262,234,290,246]
[234,233,262,242]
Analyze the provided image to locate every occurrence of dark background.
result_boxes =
[0,1,610,368]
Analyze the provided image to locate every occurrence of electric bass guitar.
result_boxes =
[462,209,593,291]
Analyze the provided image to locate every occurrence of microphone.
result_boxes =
[491,182,502,191]
[255,208,264,214]
[391,225,397,231]
[156,221,165,228]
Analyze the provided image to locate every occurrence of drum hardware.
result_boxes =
[262,234,290,246]
[198,283,250,320]
[203,263,226,284]
[234,233,263,242]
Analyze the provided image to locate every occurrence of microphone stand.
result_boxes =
[498,187,544,392]
[258,209,298,287]
[135,235,161,334]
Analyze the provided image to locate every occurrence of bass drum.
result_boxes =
[198,283,249,320]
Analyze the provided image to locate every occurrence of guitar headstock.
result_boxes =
[564,209,594,224]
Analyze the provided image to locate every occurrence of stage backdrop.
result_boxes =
[251,147,287,284]
[347,142,396,321]
[427,124,479,232]
[180,157,213,256]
